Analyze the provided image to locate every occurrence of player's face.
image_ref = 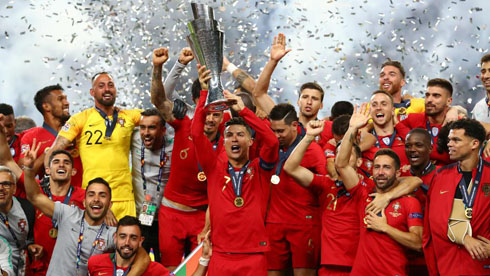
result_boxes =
[115,225,143,260]
[270,119,297,147]
[447,128,478,161]
[90,74,117,107]
[373,155,398,191]
[47,90,70,122]
[139,115,165,151]
[425,86,451,117]
[0,172,15,210]
[370,93,394,126]
[297,88,323,119]
[203,111,223,136]
[224,124,252,162]
[405,133,432,168]
[84,183,111,222]
[481,61,490,93]
[47,153,74,182]
[2,114,15,143]
[379,65,405,95]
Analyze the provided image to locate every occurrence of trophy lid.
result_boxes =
[191,3,214,20]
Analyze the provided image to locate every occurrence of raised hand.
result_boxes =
[178,47,194,65]
[24,138,42,169]
[306,120,325,138]
[197,64,211,91]
[153,47,169,67]
[223,90,243,112]
[350,103,370,129]
[270,33,292,62]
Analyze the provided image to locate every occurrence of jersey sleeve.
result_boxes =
[128,109,143,125]
[405,197,424,227]
[58,112,87,142]
[19,131,33,159]
[309,174,330,192]
[303,142,327,175]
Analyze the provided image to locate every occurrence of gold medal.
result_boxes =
[197,172,207,182]
[234,197,244,208]
[49,228,58,238]
[271,175,280,185]
[465,208,473,219]
[104,136,111,140]
[398,107,407,115]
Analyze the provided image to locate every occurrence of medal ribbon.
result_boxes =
[372,129,397,148]
[425,120,438,144]
[8,135,17,148]
[46,186,74,229]
[486,97,490,116]
[42,122,59,137]
[456,157,484,217]
[140,142,167,193]
[298,122,306,137]
[227,161,250,198]
[411,161,435,193]
[0,213,20,247]
[394,99,411,108]
[95,106,119,139]
[275,134,302,176]
[76,214,106,270]
[112,253,131,276]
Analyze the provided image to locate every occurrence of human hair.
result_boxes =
[374,148,401,170]
[331,101,353,120]
[371,90,394,105]
[332,115,351,136]
[224,117,252,136]
[86,177,112,198]
[33,84,64,115]
[449,118,486,145]
[235,92,256,113]
[141,108,165,126]
[335,142,362,159]
[427,78,453,97]
[269,103,298,125]
[0,103,14,116]
[191,78,202,101]
[381,60,406,78]
[300,82,324,101]
[436,123,451,154]
[0,165,17,184]
[91,72,112,85]
[49,150,74,167]
[116,216,142,234]
[15,116,36,133]
[407,128,432,146]
[481,53,490,65]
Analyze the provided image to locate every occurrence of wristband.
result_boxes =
[226,63,238,74]
[199,256,210,266]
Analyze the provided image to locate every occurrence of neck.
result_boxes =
[44,116,63,131]
[84,212,104,226]
[411,160,431,176]
[49,179,71,197]
[427,110,447,125]
[95,103,114,116]
[392,91,402,104]
[229,157,249,168]
[459,152,480,171]
[0,200,13,214]
[205,131,218,142]
[373,122,394,136]
[116,253,135,268]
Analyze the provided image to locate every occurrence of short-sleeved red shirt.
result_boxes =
[88,254,170,276]
[361,131,409,175]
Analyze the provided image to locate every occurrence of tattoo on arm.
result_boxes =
[235,70,251,86]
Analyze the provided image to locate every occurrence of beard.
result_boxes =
[374,174,397,191]
[116,245,137,260]
[96,96,115,107]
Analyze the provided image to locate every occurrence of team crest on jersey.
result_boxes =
[399,114,407,121]
[382,137,391,146]
[389,201,402,217]
[96,238,106,250]
[18,219,27,233]
[482,183,490,197]
[118,118,125,127]
[432,127,439,136]
[365,160,373,170]
[61,123,70,132]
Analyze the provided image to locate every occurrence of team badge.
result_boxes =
[96,238,106,250]
[432,127,439,136]
[18,219,27,233]
[389,201,402,217]
[61,123,70,132]
[21,144,30,154]
[382,137,391,146]
[483,183,490,197]
[118,118,125,127]
[365,160,373,170]
[399,114,407,121]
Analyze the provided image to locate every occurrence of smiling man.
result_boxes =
[0,104,21,165]
[472,54,490,123]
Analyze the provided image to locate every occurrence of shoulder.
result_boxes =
[88,253,111,270]
[436,162,458,174]
[145,261,170,275]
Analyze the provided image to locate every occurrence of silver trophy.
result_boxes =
[187,3,233,111]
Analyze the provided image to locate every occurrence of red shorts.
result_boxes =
[318,265,351,276]
[208,251,267,276]
[265,223,321,270]
[158,205,205,266]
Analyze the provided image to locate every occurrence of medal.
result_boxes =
[465,208,473,219]
[197,172,207,182]
[234,197,244,207]
[271,175,280,185]
[457,157,483,221]
[104,136,111,140]
[398,107,406,115]
[10,148,15,157]
[49,228,58,238]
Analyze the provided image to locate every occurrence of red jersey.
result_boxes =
[164,116,223,207]
[20,126,84,187]
[323,142,336,159]
[266,140,326,225]
[311,176,374,267]
[424,162,490,276]
[361,131,409,175]
[10,133,22,163]
[395,113,451,165]
[317,120,334,148]
[192,91,279,253]
[350,184,423,276]
[400,163,439,207]
[88,254,170,276]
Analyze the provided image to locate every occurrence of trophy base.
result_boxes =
[205,99,237,112]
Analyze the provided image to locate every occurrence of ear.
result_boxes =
[139,236,145,247]
[248,137,254,147]
[401,78,406,87]
[89,88,95,97]
[42,102,52,113]
[447,97,453,107]
[471,139,480,150]
[356,157,363,168]
[45,166,51,175]
[71,168,77,177]
[83,200,86,209]
[291,121,298,128]
[396,169,401,178]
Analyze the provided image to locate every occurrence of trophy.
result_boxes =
[186,3,233,111]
